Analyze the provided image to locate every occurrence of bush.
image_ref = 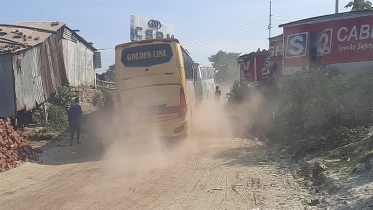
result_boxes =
[92,92,101,107]
[39,104,69,134]
[97,87,111,98]
[226,80,248,103]
[325,126,369,148]
[49,86,76,110]
[227,68,373,152]
[269,68,373,144]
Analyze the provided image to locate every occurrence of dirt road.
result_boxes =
[0,104,315,210]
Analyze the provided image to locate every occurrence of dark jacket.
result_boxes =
[68,103,82,124]
[214,90,221,101]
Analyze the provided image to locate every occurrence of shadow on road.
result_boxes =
[213,143,273,167]
[32,110,107,166]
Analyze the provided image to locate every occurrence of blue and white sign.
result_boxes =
[285,32,308,58]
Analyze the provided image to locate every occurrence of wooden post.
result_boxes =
[42,102,48,125]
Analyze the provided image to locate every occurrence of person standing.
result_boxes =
[103,95,115,123]
[68,97,82,146]
[214,86,221,102]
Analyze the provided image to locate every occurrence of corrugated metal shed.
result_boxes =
[0,22,65,54]
[62,39,95,87]
[14,47,45,111]
[40,34,68,98]
[0,21,96,118]
[0,54,16,117]
[12,55,25,110]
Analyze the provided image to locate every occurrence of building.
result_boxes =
[279,10,373,75]
[0,21,97,118]
[237,51,270,84]
[269,34,284,76]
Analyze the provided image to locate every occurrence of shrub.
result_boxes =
[49,86,76,110]
[226,80,248,103]
[39,104,69,134]
[228,68,373,152]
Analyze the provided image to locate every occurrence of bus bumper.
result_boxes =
[116,116,190,139]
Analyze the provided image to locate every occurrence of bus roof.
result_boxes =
[115,38,180,50]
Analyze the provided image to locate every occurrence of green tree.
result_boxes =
[345,0,373,11]
[100,64,115,82]
[208,50,241,86]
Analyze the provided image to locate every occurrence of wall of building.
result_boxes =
[13,47,45,112]
[239,52,270,83]
[269,36,284,76]
[0,26,95,118]
[0,55,16,117]
[62,39,95,87]
[283,15,373,74]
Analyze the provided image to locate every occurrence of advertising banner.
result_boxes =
[130,15,175,41]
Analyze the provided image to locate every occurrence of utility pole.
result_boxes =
[268,1,272,40]
[335,0,339,14]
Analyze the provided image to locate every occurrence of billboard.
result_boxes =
[269,35,284,76]
[130,15,175,41]
[282,14,373,73]
[239,52,270,83]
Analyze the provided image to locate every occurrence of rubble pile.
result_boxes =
[0,119,41,170]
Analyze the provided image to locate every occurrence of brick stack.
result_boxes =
[0,119,41,170]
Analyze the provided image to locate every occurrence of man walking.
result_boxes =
[68,97,82,146]
[214,86,221,102]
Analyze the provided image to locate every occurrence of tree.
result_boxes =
[98,64,115,82]
[345,0,373,11]
[208,50,241,86]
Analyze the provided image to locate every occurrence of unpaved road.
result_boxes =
[0,108,315,210]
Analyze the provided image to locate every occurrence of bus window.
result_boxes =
[181,48,194,80]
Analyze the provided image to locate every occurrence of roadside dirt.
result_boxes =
[0,100,317,210]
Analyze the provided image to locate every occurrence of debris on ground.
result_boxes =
[0,119,41,170]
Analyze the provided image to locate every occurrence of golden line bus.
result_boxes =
[114,38,196,138]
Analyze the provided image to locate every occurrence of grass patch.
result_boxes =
[326,150,373,172]
[326,136,373,172]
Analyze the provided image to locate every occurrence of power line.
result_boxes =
[96,48,115,51]
[182,16,268,44]
[272,15,302,20]
[182,25,268,45]
[101,58,115,63]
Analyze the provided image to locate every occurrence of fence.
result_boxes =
[96,79,116,93]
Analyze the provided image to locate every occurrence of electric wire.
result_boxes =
[182,16,268,43]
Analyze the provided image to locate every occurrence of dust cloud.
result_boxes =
[222,84,273,139]
[193,99,233,138]
[92,93,240,178]
[94,112,197,178]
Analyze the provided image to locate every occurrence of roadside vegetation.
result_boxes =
[38,86,76,135]
[226,67,373,171]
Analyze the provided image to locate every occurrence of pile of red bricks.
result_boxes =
[0,119,41,170]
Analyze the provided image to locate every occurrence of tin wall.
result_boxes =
[0,54,16,117]
[62,39,95,87]
[15,47,45,111]
[40,34,68,98]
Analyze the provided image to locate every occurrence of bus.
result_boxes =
[114,38,196,138]
[192,63,203,105]
[199,65,217,99]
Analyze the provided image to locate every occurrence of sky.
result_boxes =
[1,0,353,74]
